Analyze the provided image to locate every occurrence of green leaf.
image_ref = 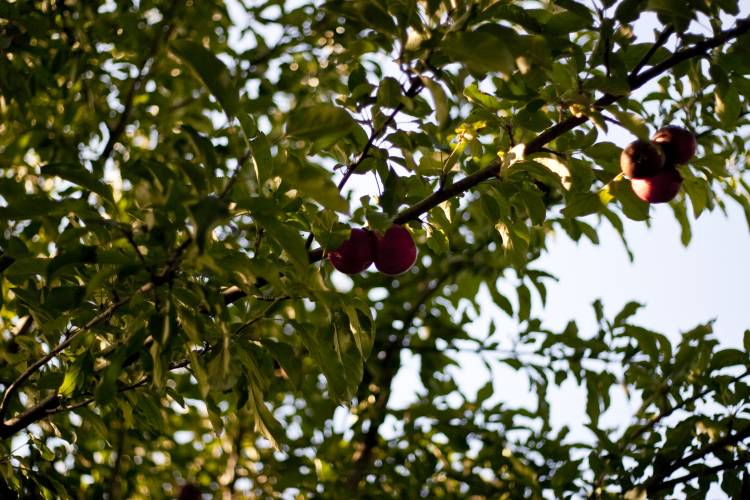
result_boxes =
[610,179,650,221]
[171,40,239,117]
[607,109,649,140]
[261,339,302,390]
[59,353,91,397]
[613,301,643,326]
[238,110,257,139]
[0,196,69,220]
[464,83,502,111]
[376,77,403,108]
[250,131,274,187]
[441,25,516,75]
[43,163,114,204]
[585,141,622,162]
[3,257,49,279]
[711,348,748,369]
[680,170,710,218]
[562,192,603,218]
[287,103,356,149]
[296,321,362,404]
[715,85,741,129]
[425,223,450,255]
[671,198,692,246]
[47,244,97,280]
[344,304,374,359]
[422,78,449,126]
[189,195,229,252]
[247,384,283,449]
[516,190,547,226]
[294,164,348,213]
[544,10,593,35]
[135,394,166,431]
[517,284,531,321]
[255,215,309,270]
[45,286,85,312]
[189,349,210,399]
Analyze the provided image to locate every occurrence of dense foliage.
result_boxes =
[1,0,750,497]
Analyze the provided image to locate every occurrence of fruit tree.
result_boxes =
[1,0,750,498]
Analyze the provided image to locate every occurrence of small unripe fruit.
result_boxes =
[620,139,665,178]
[374,225,417,276]
[652,126,697,164]
[328,228,376,275]
[631,168,682,204]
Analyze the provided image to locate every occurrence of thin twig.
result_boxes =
[640,423,750,494]
[219,149,253,200]
[0,237,191,432]
[336,76,423,193]
[646,457,748,495]
[0,292,136,421]
[629,26,675,79]
[98,0,180,164]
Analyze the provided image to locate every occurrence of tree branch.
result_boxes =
[629,26,674,79]
[0,292,137,422]
[0,236,191,433]
[337,76,423,192]
[640,423,750,494]
[646,457,748,495]
[628,369,750,446]
[109,426,127,500]
[394,16,750,225]
[0,394,61,439]
[588,369,750,498]
[217,16,750,310]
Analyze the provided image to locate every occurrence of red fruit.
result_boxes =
[652,126,697,164]
[374,225,417,276]
[620,139,665,178]
[631,168,682,204]
[178,484,202,500]
[328,228,376,275]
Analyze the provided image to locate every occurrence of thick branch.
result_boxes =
[0,394,61,439]
[218,16,750,309]
[395,16,750,225]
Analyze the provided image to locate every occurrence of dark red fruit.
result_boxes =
[178,483,202,500]
[631,168,682,204]
[328,228,376,275]
[374,225,417,276]
[620,139,665,179]
[652,126,697,164]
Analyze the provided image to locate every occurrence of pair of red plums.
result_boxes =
[328,225,417,276]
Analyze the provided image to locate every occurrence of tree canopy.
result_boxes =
[1,0,750,498]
